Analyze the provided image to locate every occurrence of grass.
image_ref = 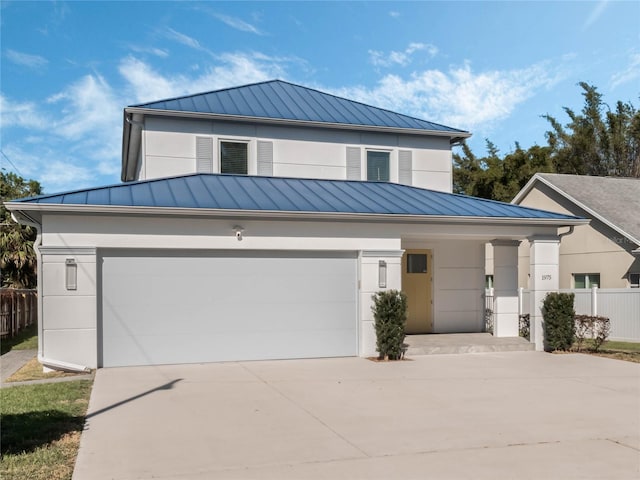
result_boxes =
[6,358,86,383]
[574,339,640,363]
[1,324,38,355]
[0,380,93,480]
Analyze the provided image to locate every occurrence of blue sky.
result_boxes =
[1,1,639,193]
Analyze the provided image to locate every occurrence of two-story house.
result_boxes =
[7,80,585,370]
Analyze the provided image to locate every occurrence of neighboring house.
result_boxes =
[507,173,639,289]
[6,80,585,370]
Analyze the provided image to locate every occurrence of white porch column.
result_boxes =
[491,240,520,337]
[529,235,560,351]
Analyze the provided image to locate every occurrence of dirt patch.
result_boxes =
[6,358,87,383]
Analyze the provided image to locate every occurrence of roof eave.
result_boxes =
[123,106,471,140]
[5,202,587,227]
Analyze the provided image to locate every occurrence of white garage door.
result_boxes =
[101,250,358,367]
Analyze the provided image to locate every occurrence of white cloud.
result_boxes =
[583,0,609,30]
[610,52,640,89]
[0,95,50,129]
[164,28,204,51]
[369,43,438,67]
[211,13,264,35]
[0,143,95,192]
[118,56,182,103]
[46,74,120,140]
[129,45,169,58]
[5,49,48,69]
[40,161,95,191]
[119,53,288,104]
[389,11,400,18]
[335,61,560,130]
[2,73,123,191]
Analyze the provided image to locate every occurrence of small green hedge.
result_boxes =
[372,290,407,360]
[542,292,575,351]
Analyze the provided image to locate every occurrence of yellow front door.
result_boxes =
[402,249,433,334]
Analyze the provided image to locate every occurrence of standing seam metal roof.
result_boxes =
[130,80,469,135]
[13,173,581,221]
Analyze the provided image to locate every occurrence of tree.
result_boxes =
[544,82,640,177]
[453,82,639,202]
[453,140,555,202]
[0,172,42,288]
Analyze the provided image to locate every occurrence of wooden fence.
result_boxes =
[0,288,37,339]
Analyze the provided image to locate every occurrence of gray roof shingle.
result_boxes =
[536,173,640,244]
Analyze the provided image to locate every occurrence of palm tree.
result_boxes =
[1,172,41,289]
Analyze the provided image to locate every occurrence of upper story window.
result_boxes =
[573,273,600,289]
[367,151,390,182]
[221,141,248,175]
[629,273,640,288]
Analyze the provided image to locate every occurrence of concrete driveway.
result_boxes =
[73,352,640,479]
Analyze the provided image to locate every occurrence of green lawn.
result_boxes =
[0,380,93,480]
[575,339,640,363]
[1,323,38,355]
[600,340,640,352]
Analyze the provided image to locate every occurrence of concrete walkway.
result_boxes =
[405,333,534,355]
[73,352,640,479]
[0,348,37,383]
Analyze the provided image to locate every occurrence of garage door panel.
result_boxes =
[101,251,357,367]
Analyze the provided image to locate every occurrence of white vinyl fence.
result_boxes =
[516,287,640,342]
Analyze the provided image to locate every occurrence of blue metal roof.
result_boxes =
[131,80,469,136]
[13,174,580,221]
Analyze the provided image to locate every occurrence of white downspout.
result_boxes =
[10,211,91,373]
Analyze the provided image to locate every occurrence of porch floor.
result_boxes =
[404,333,534,356]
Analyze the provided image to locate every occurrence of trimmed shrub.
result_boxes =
[574,315,611,352]
[372,290,408,360]
[542,292,575,351]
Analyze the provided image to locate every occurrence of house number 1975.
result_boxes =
[542,275,552,280]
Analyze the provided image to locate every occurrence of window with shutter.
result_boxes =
[257,141,273,176]
[399,150,412,185]
[346,147,361,180]
[220,141,248,175]
[367,151,390,181]
[195,137,213,173]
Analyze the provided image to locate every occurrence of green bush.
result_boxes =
[372,290,407,360]
[542,292,575,351]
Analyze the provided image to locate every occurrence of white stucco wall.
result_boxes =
[139,117,453,192]
[39,214,406,368]
[37,210,560,368]
[402,238,485,333]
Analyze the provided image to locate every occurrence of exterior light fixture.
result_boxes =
[378,260,387,288]
[65,258,77,290]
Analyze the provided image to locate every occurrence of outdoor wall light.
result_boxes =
[378,260,387,288]
[233,226,244,241]
[65,258,77,290]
